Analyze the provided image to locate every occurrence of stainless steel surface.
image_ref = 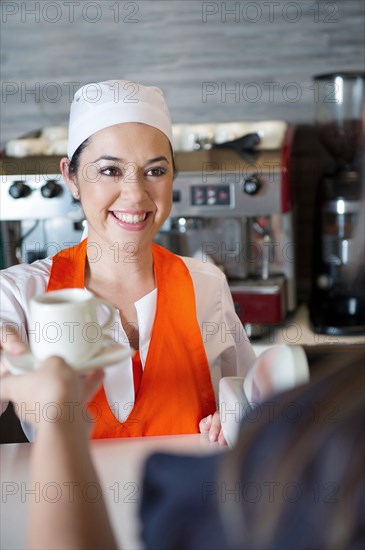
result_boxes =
[0,156,83,265]
[159,140,297,327]
[229,277,286,294]
[0,172,76,221]
[172,149,283,217]
[0,137,297,328]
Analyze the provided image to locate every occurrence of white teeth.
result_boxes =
[113,212,147,223]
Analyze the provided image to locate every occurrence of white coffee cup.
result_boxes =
[28,288,115,366]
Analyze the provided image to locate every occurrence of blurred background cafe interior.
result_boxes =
[0,0,364,547]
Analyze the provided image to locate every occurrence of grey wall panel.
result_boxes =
[1,0,364,145]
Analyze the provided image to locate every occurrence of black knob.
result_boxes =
[40,180,63,198]
[8,180,32,199]
[243,174,262,195]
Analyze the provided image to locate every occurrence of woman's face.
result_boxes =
[63,122,174,254]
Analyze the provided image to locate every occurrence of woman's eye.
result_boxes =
[146,167,167,177]
[100,167,120,177]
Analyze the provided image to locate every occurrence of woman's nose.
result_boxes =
[121,163,147,201]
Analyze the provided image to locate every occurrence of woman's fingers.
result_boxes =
[208,411,221,442]
[199,414,213,434]
[199,411,224,443]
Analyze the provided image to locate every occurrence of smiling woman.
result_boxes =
[0,80,256,442]
[62,122,174,256]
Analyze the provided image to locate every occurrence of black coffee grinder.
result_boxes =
[310,72,365,335]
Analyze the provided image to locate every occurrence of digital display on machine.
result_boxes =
[191,184,231,206]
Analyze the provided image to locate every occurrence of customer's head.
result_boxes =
[218,350,365,550]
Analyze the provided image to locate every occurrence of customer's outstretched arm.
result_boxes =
[0,357,117,550]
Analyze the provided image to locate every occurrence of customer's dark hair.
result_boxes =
[218,350,365,550]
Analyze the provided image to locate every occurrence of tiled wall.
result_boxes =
[1,0,364,144]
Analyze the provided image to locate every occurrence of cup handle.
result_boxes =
[95,299,115,331]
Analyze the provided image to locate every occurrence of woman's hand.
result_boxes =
[199,411,228,446]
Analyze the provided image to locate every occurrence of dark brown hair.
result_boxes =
[218,350,365,550]
[68,138,90,175]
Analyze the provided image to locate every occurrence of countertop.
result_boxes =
[253,304,365,349]
[250,304,364,374]
[0,434,223,550]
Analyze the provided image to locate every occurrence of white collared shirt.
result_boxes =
[1,255,256,439]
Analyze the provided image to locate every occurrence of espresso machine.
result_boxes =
[0,155,83,267]
[157,127,297,338]
[1,125,297,339]
[310,72,365,335]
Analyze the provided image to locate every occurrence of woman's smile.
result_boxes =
[110,209,152,231]
[63,122,174,248]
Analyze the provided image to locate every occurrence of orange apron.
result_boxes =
[47,240,216,438]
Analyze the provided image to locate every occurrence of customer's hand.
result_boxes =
[0,323,27,360]
[0,324,28,413]
[0,356,104,428]
[1,357,115,550]
[199,411,227,446]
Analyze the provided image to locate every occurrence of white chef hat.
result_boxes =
[67,80,173,159]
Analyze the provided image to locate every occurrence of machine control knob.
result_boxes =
[8,180,32,199]
[41,180,63,198]
[243,174,262,195]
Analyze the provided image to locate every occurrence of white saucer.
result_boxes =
[1,337,133,375]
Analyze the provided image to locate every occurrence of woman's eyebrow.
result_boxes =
[92,155,122,163]
[92,155,170,164]
[147,156,170,164]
